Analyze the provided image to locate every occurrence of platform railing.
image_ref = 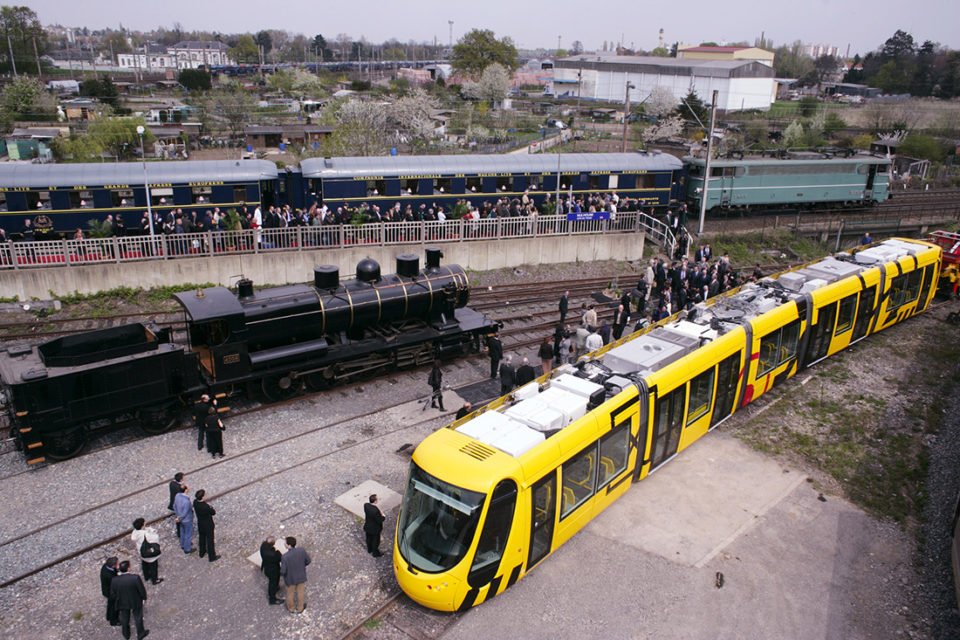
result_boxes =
[0,211,673,269]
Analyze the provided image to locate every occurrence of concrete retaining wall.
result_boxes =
[0,232,645,300]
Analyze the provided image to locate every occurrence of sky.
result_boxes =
[28,0,960,57]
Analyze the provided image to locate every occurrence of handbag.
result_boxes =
[140,538,161,559]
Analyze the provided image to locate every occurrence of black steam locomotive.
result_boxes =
[0,249,498,463]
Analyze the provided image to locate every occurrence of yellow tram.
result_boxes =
[393,237,943,611]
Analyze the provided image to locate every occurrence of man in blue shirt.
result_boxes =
[173,484,195,553]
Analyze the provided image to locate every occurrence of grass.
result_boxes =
[53,283,217,313]
[709,231,829,269]
[363,618,382,630]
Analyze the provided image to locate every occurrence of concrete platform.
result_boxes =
[335,480,402,519]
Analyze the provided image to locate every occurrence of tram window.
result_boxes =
[886,274,907,310]
[468,479,518,586]
[528,473,556,568]
[758,320,801,376]
[598,421,630,488]
[0,192,6,211]
[496,176,513,193]
[465,176,483,193]
[686,368,715,425]
[561,444,598,519]
[918,266,934,309]
[365,179,386,196]
[110,189,134,207]
[852,286,876,341]
[434,178,451,195]
[905,269,922,303]
[589,174,608,190]
[835,296,857,335]
[191,186,212,204]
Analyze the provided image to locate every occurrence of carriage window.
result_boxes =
[757,320,801,376]
[686,368,715,425]
[434,178,452,194]
[465,176,483,193]
[589,174,608,190]
[0,192,6,211]
[307,178,322,196]
[904,269,922,303]
[150,187,173,207]
[835,295,857,335]
[67,191,94,209]
[598,421,630,488]
[111,189,135,207]
[496,176,513,193]
[638,174,656,189]
[561,444,598,519]
[192,186,212,204]
[402,179,419,195]
[365,179,386,196]
[917,266,933,310]
[233,186,247,203]
[26,191,51,210]
[527,175,542,190]
[852,286,876,341]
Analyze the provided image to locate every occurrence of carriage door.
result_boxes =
[260,179,276,209]
[650,386,686,469]
[527,472,557,570]
[865,164,877,193]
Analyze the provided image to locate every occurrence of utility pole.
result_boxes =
[7,34,17,76]
[33,37,41,75]
[697,89,719,236]
[621,80,635,153]
[448,20,453,49]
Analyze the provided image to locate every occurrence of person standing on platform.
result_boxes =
[205,406,224,458]
[260,536,283,605]
[499,356,516,396]
[516,357,536,386]
[428,360,445,411]
[100,556,120,627]
[486,333,503,379]
[280,537,311,614]
[193,490,219,562]
[193,395,213,451]
[537,337,554,376]
[559,290,569,323]
[110,560,149,640]
[173,484,194,554]
[167,472,184,538]
[363,494,386,557]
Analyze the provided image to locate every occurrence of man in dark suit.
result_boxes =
[193,395,213,451]
[499,356,516,396]
[559,290,569,323]
[100,556,119,626]
[193,489,219,562]
[167,472,184,537]
[486,333,503,379]
[516,357,536,386]
[363,494,386,557]
[260,536,283,605]
[110,560,148,640]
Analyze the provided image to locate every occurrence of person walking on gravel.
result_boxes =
[280,536,311,614]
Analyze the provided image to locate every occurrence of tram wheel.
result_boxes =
[261,374,302,402]
[139,405,180,435]
[43,428,87,460]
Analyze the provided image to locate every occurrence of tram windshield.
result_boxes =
[397,462,485,573]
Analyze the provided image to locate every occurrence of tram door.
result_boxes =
[804,302,837,366]
[650,387,686,469]
[526,472,556,570]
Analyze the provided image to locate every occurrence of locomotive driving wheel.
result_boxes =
[139,404,181,435]
[261,373,302,402]
[43,428,87,461]
[304,367,336,391]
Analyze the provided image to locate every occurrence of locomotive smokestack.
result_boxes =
[237,278,254,299]
[314,265,339,290]
[425,247,443,270]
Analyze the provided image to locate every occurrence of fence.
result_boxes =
[0,212,674,269]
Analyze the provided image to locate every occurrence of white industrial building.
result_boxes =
[553,55,777,112]
[118,41,233,71]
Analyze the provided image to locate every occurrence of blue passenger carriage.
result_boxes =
[0,160,280,237]
[300,152,684,212]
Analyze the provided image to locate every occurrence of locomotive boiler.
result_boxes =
[174,247,498,400]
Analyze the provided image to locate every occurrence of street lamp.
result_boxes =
[136,125,155,236]
[621,80,635,153]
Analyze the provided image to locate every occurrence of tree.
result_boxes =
[640,115,684,143]
[229,34,258,64]
[773,41,814,80]
[782,120,805,148]
[674,90,708,127]
[50,133,102,162]
[179,68,212,91]
[388,89,440,144]
[329,99,389,156]
[451,29,519,75]
[255,30,272,55]
[98,75,119,109]
[898,134,946,162]
[823,113,847,136]
[799,96,819,117]
[462,63,511,107]
[0,76,55,128]
[312,34,332,61]
[101,30,131,60]
[570,40,584,56]
[87,116,153,160]
[0,6,46,73]
[814,55,839,82]
[206,87,257,138]
[881,30,915,61]
[650,47,669,57]
[644,86,676,117]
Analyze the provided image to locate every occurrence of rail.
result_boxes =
[0,211,671,269]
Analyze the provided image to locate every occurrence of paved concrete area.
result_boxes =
[442,432,914,640]
[335,480,402,519]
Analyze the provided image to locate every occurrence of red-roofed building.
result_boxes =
[677,45,774,67]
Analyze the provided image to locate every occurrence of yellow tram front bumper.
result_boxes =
[393,552,470,612]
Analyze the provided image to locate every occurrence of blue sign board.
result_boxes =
[566,211,610,221]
